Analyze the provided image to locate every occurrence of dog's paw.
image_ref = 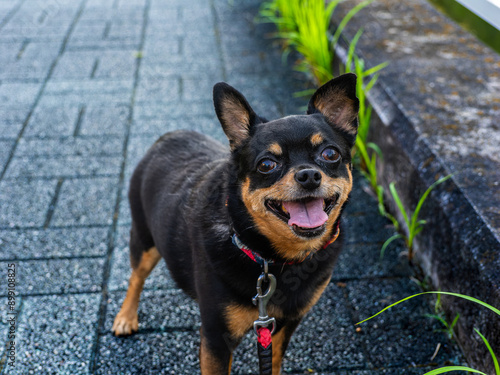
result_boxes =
[112,312,138,336]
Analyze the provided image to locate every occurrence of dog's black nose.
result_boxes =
[295,168,322,190]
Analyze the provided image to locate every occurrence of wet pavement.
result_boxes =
[0,0,464,373]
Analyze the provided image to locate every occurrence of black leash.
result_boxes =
[252,261,276,375]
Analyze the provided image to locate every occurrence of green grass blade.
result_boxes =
[331,0,374,47]
[423,366,487,375]
[389,182,409,227]
[380,233,403,259]
[475,329,500,375]
[367,142,383,160]
[409,174,453,238]
[345,28,363,74]
[356,291,500,325]
[424,313,448,327]
[363,61,389,78]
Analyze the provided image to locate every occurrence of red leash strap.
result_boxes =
[257,327,273,374]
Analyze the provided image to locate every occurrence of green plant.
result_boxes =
[259,0,374,86]
[380,174,453,260]
[341,29,392,226]
[426,293,460,340]
[357,291,500,375]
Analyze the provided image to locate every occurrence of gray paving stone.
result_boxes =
[23,102,81,137]
[78,103,130,136]
[0,258,104,295]
[44,80,134,104]
[95,331,200,375]
[52,49,137,80]
[0,140,13,170]
[50,177,120,226]
[0,41,60,82]
[93,50,137,80]
[0,227,109,260]
[130,116,226,143]
[108,225,176,291]
[346,278,464,368]
[5,154,122,178]
[0,82,40,109]
[0,106,31,139]
[135,73,180,104]
[142,37,181,58]
[344,213,396,245]
[132,100,215,123]
[51,50,97,80]
[7,293,100,375]
[333,241,411,280]
[105,289,200,333]
[0,178,57,228]
[123,134,158,177]
[15,135,124,157]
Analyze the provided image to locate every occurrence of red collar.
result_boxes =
[232,221,340,266]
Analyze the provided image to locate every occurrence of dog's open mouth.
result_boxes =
[265,195,339,238]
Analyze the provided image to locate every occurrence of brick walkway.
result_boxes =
[0,0,464,374]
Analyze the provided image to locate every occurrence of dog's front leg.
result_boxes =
[199,325,237,375]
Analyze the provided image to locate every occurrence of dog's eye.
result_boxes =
[257,159,278,174]
[321,147,341,163]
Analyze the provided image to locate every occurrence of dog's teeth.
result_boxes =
[323,200,326,209]
[281,203,288,214]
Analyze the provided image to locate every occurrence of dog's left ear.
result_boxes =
[307,73,359,136]
[213,82,262,150]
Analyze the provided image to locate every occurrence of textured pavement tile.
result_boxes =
[0,106,31,139]
[0,140,14,170]
[130,116,226,143]
[133,101,215,122]
[0,227,109,260]
[123,134,158,177]
[95,331,200,375]
[23,102,81,137]
[92,50,137,80]
[346,278,463,368]
[8,293,100,375]
[44,80,134,104]
[50,177,119,226]
[105,289,200,333]
[15,135,124,157]
[0,258,104,295]
[0,82,40,108]
[344,213,396,245]
[78,103,130,136]
[117,185,131,225]
[108,225,176,291]
[0,179,57,228]
[0,41,60,81]
[5,154,122,178]
[333,241,411,280]
[51,50,98,80]
[135,73,180,104]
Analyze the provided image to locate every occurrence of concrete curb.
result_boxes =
[332,0,500,371]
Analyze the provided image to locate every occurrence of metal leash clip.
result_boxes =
[252,263,277,335]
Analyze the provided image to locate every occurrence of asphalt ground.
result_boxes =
[0,0,464,373]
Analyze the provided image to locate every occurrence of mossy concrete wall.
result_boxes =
[332,0,500,372]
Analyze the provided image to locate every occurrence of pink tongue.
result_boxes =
[283,199,328,228]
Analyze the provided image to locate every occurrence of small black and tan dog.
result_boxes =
[112,73,359,374]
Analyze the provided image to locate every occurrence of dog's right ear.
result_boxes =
[213,82,261,150]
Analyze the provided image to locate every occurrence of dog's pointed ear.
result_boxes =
[213,82,261,150]
[307,73,359,136]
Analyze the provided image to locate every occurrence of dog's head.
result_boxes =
[214,74,359,261]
